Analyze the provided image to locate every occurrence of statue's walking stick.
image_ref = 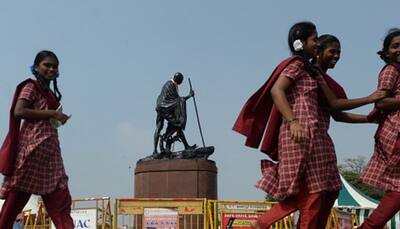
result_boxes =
[188,78,205,147]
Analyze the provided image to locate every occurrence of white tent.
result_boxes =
[336,175,399,229]
[334,175,378,208]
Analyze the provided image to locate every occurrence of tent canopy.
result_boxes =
[334,174,379,208]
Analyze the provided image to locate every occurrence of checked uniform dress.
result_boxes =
[314,79,342,193]
[255,59,341,199]
[0,81,69,198]
[361,64,400,192]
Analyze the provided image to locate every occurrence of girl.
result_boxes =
[0,50,74,229]
[313,34,387,228]
[358,29,400,229]
[233,23,385,228]
[234,21,328,229]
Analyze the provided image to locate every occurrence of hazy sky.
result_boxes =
[0,1,399,201]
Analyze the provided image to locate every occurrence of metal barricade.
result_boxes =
[114,198,208,229]
[71,197,112,229]
[208,200,294,229]
[21,197,112,229]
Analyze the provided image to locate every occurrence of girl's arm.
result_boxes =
[331,111,370,123]
[14,99,69,124]
[375,97,400,111]
[319,80,386,111]
[271,76,306,143]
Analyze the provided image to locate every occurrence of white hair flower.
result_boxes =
[293,39,303,52]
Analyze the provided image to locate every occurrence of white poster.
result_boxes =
[51,209,97,229]
[143,208,178,229]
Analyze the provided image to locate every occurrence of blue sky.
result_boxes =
[0,1,399,201]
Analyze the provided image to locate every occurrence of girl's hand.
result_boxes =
[367,90,388,103]
[52,111,69,125]
[289,120,307,143]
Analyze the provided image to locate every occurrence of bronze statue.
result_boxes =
[153,72,196,158]
[141,72,214,161]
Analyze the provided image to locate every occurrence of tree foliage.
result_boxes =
[339,156,384,200]
[341,156,366,174]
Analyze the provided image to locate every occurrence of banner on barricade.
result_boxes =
[52,209,97,229]
[336,210,353,229]
[221,213,261,229]
[143,208,179,229]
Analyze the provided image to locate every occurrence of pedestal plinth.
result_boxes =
[134,159,217,199]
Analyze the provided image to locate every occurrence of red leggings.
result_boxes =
[257,190,338,229]
[0,188,74,229]
[315,190,339,228]
[359,191,400,229]
[295,190,339,229]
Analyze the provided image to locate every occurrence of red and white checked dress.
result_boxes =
[0,81,68,198]
[315,98,342,191]
[361,65,400,192]
[255,60,341,199]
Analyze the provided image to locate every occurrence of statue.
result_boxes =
[153,72,195,156]
[143,72,214,161]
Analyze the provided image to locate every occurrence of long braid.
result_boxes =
[303,56,318,78]
[53,78,62,101]
[292,52,318,77]
[32,68,62,101]
[288,22,319,77]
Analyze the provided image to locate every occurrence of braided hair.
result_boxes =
[32,50,62,101]
[288,21,318,76]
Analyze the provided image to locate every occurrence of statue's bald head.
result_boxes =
[173,72,184,84]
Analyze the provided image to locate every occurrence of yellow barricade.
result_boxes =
[113,198,295,229]
[22,201,51,229]
[21,197,112,229]
[19,197,358,229]
[72,197,113,229]
[208,200,294,229]
[326,208,358,229]
[114,198,208,229]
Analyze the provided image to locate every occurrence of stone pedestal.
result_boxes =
[134,159,217,199]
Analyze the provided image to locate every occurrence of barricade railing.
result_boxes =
[18,196,359,229]
[22,201,51,229]
[114,198,208,229]
[71,197,113,229]
[20,196,112,229]
[325,208,358,229]
[208,200,294,229]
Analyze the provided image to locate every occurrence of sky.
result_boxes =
[0,1,399,201]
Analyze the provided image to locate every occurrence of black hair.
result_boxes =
[318,34,340,53]
[378,28,400,63]
[288,21,317,55]
[311,34,341,65]
[33,50,62,101]
[173,72,184,83]
[288,21,318,76]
